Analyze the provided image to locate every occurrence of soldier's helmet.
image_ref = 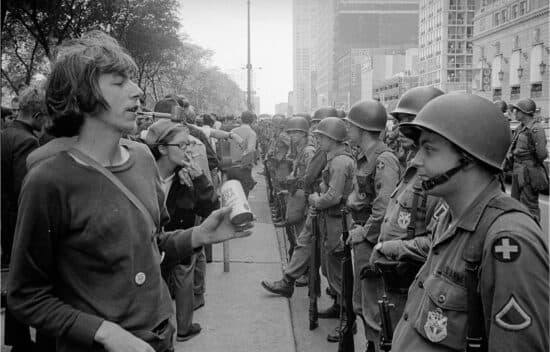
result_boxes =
[509,98,536,116]
[345,100,387,132]
[293,112,312,123]
[286,116,310,133]
[336,109,347,119]
[400,93,511,171]
[312,107,339,122]
[391,86,445,118]
[494,100,508,114]
[313,117,347,142]
[272,114,285,126]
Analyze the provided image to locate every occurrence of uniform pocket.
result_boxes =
[413,273,468,350]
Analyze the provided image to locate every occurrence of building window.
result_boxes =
[519,1,527,15]
[501,9,507,22]
[495,13,500,26]
[493,88,502,100]
[510,86,521,100]
[531,83,542,98]
[511,4,518,19]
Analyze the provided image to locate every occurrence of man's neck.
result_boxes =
[360,136,377,156]
[74,117,125,167]
[445,173,493,223]
[16,117,35,131]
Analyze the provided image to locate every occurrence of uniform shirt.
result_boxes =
[511,120,548,163]
[392,179,549,352]
[7,141,196,352]
[292,139,316,179]
[379,166,440,242]
[348,141,401,244]
[313,144,355,210]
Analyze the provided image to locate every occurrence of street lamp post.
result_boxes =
[247,0,253,112]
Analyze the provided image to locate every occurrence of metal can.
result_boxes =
[220,180,254,226]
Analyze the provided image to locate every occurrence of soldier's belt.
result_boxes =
[514,154,536,162]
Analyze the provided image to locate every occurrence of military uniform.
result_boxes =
[311,144,355,297]
[509,119,548,222]
[347,140,401,344]
[392,180,549,351]
[370,165,442,335]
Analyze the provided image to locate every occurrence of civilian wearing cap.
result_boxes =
[506,98,548,221]
[145,119,220,341]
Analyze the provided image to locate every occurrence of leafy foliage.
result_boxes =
[1,0,245,115]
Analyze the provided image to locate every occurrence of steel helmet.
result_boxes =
[286,116,310,133]
[336,109,347,119]
[313,117,347,141]
[312,107,338,122]
[509,98,536,116]
[400,93,511,170]
[391,86,445,118]
[345,100,387,132]
[293,112,312,123]
[272,114,285,125]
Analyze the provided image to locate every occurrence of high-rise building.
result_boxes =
[310,0,420,109]
[418,0,476,92]
[293,0,314,113]
[471,0,549,117]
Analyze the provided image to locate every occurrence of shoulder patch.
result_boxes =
[492,236,521,263]
[376,160,385,170]
[495,295,532,331]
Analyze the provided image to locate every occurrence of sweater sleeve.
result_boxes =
[7,170,104,347]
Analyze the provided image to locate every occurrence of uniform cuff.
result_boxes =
[160,229,195,269]
[66,311,104,347]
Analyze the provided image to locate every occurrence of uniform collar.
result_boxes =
[327,144,347,161]
[455,178,502,232]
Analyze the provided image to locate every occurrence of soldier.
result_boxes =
[260,116,317,293]
[343,100,401,348]
[506,98,548,222]
[266,114,292,223]
[367,87,445,351]
[309,117,356,341]
[391,93,548,351]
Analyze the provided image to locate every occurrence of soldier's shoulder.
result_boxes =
[484,210,547,260]
[332,154,355,166]
[530,122,546,135]
[377,149,400,168]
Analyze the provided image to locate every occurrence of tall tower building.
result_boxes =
[311,0,419,109]
[293,0,314,113]
[418,0,476,92]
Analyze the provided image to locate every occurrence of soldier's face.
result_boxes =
[346,123,362,145]
[413,130,463,196]
[289,131,305,143]
[318,135,334,151]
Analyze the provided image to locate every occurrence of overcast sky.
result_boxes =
[179,0,292,114]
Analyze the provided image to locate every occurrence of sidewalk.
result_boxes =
[178,170,296,352]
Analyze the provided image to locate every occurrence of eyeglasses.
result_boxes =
[156,142,191,150]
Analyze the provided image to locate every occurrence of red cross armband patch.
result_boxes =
[492,236,521,263]
[495,295,532,331]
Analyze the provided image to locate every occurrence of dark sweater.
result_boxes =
[7,140,195,352]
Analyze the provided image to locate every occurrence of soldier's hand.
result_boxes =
[308,193,320,205]
[193,207,254,246]
[375,240,401,260]
[94,320,154,352]
[346,227,365,245]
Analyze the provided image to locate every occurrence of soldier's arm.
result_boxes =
[313,156,352,209]
[377,235,431,263]
[361,153,401,244]
[480,212,549,351]
[531,126,548,163]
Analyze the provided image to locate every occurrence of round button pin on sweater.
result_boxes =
[135,272,146,285]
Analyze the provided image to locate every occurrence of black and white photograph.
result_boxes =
[1,0,549,351]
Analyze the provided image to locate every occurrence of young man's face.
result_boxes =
[413,130,463,196]
[395,113,416,149]
[97,73,143,132]
[317,134,336,152]
[346,122,362,145]
[288,130,306,144]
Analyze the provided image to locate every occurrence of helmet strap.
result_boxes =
[421,158,469,191]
